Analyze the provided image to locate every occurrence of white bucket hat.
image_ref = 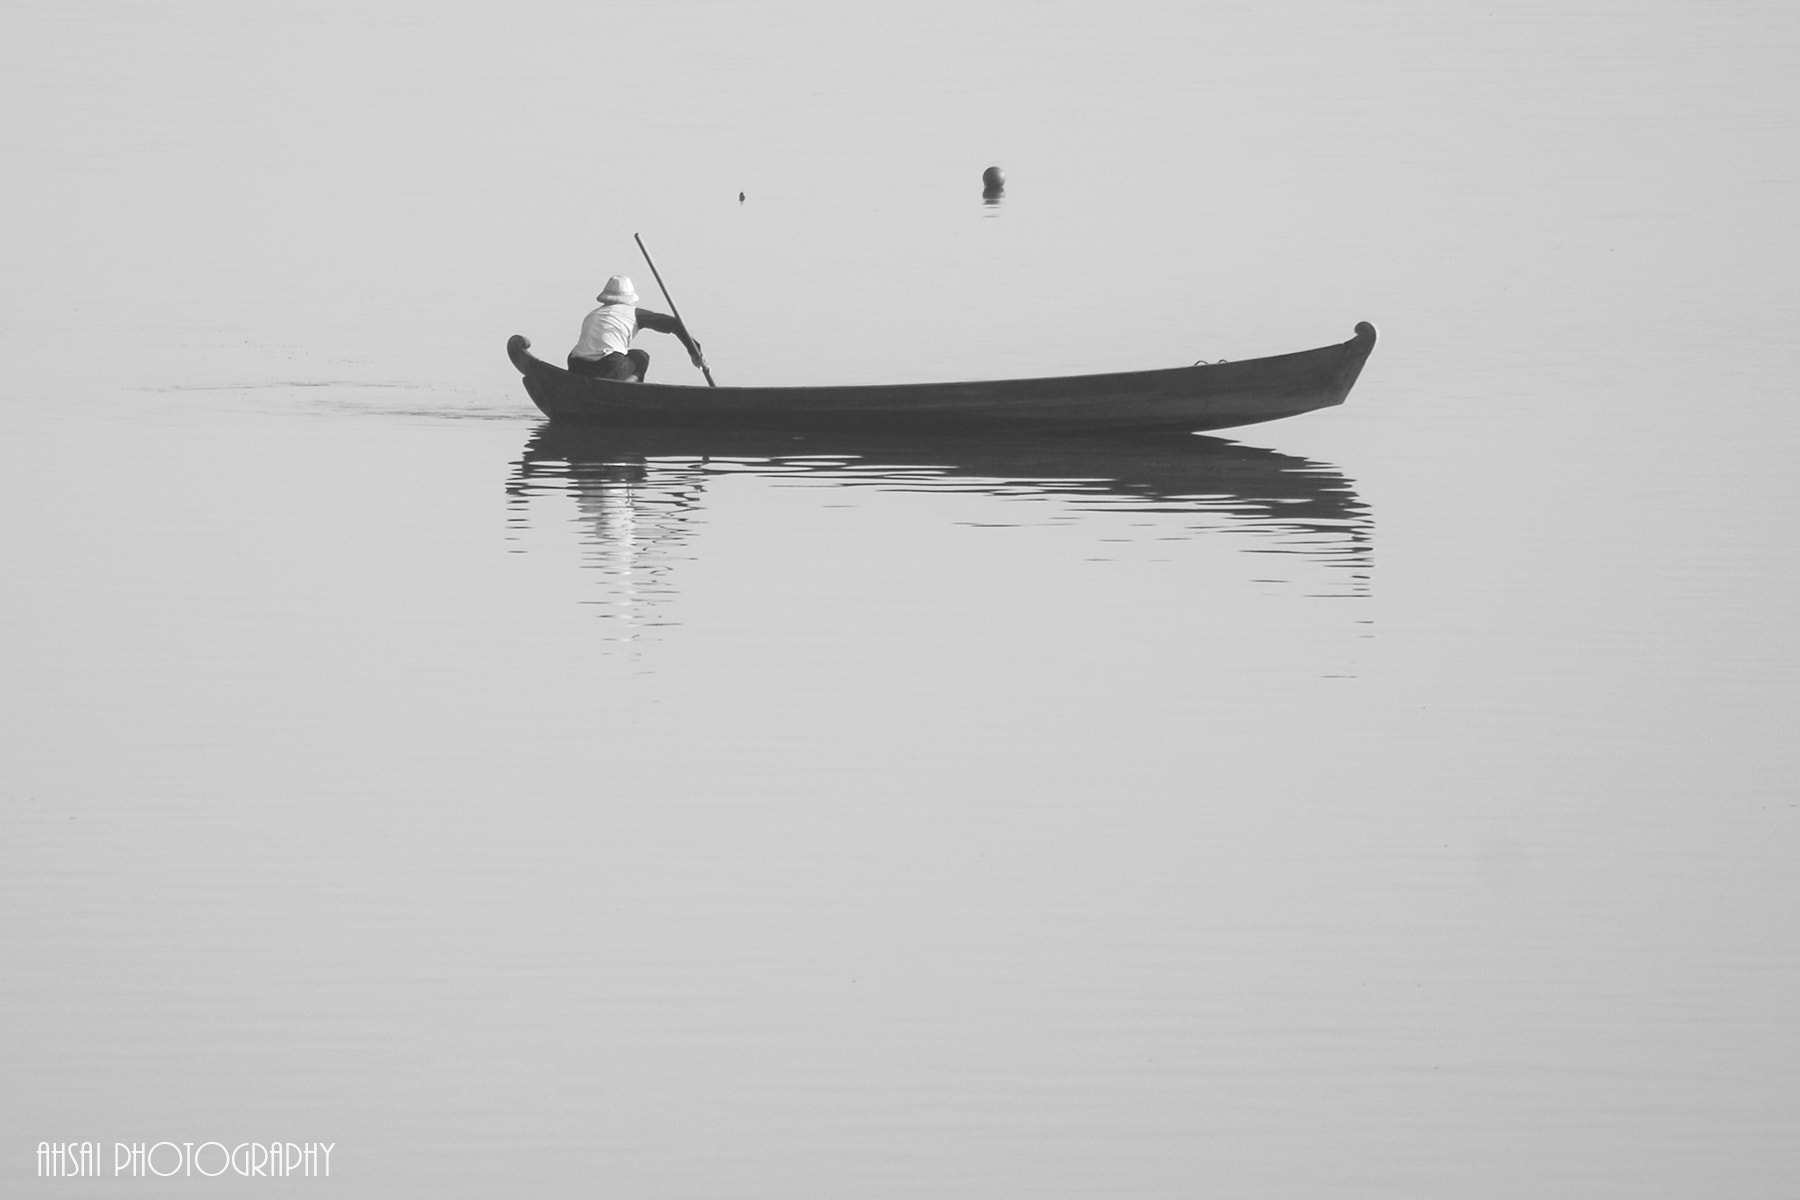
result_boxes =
[597,275,639,305]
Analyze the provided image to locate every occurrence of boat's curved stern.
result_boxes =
[507,335,585,421]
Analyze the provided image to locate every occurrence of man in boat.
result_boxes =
[567,275,705,382]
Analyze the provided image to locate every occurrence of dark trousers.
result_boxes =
[568,350,650,381]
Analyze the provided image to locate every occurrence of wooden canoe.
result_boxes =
[506,321,1375,434]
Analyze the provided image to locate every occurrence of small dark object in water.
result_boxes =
[981,165,1006,204]
[738,191,745,202]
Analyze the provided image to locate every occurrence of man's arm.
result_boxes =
[635,308,704,366]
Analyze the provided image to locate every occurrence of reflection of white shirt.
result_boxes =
[570,303,638,359]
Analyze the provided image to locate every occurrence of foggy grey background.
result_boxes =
[3,1,1797,1196]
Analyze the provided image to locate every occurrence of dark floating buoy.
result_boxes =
[981,165,1005,205]
[739,191,745,203]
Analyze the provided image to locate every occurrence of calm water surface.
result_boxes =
[3,2,1798,1196]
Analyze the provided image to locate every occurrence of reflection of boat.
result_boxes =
[505,432,709,637]
[507,427,1372,618]
[505,323,1376,434]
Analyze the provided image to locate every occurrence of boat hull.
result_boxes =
[506,322,1376,434]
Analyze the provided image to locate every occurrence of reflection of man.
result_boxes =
[566,275,705,382]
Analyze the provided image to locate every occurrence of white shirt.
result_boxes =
[570,303,638,359]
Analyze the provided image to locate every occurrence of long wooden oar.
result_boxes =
[634,232,716,387]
